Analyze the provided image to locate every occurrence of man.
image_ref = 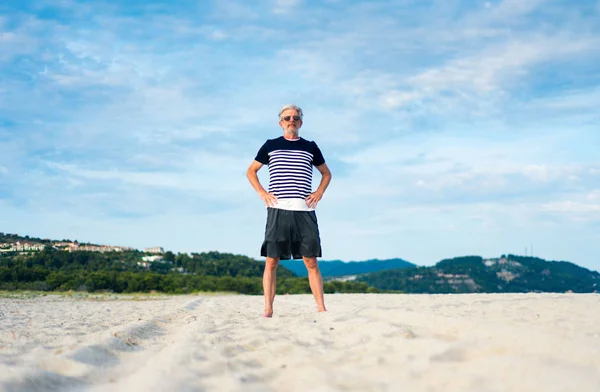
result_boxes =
[246,104,332,317]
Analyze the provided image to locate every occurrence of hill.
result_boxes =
[356,255,600,293]
[280,258,415,278]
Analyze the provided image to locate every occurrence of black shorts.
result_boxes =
[260,207,322,260]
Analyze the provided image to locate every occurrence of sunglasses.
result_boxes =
[282,115,301,122]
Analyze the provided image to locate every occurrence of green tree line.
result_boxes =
[0,248,377,295]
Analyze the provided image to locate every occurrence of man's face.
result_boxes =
[279,109,302,135]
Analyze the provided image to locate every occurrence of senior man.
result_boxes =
[246,104,332,317]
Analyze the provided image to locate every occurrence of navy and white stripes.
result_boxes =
[268,149,314,199]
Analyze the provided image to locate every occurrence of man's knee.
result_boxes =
[265,257,280,270]
[303,257,318,270]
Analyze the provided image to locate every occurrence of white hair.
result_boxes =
[278,104,304,120]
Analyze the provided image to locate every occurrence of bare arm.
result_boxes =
[306,162,332,208]
[246,160,277,207]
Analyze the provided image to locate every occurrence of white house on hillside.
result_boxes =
[144,247,165,254]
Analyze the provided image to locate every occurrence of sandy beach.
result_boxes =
[1,292,599,392]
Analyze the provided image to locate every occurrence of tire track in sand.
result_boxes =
[1,297,204,392]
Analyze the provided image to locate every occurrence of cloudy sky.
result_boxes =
[1,0,599,271]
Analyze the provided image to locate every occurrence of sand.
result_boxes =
[1,292,599,392]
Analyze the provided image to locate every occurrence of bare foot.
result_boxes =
[264,309,273,318]
[318,307,327,313]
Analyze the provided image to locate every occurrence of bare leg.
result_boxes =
[263,257,279,317]
[303,256,327,312]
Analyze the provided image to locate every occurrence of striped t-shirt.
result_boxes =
[254,136,325,211]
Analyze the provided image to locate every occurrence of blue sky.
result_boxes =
[1,0,599,271]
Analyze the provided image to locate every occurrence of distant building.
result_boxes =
[54,241,74,248]
[142,255,164,262]
[5,242,47,252]
[137,261,150,269]
[144,247,165,254]
[51,241,135,253]
[2,239,133,254]
[483,259,496,267]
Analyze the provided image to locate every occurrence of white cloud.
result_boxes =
[377,35,598,112]
[272,0,302,14]
[532,88,600,111]
[45,158,249,195]
[0,19,43,62]
[211,1,261,20]
[330,131,600,212]
[543,200,600,214]
[0,31,16,44]
[541,191,600,222]
[480,0,550,21]
[209,30,228,40]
